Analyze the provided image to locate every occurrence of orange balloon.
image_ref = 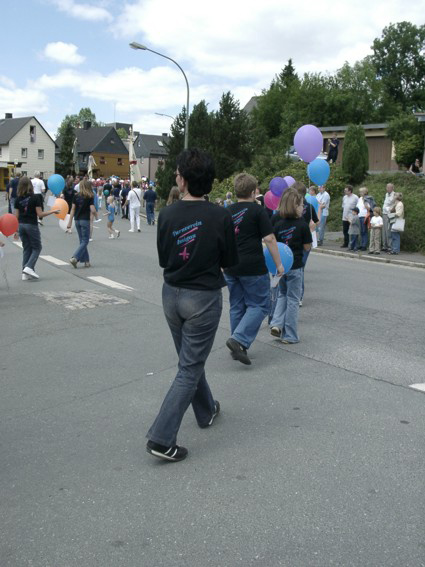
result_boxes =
[0,213,19,237]
[51,198,69,220]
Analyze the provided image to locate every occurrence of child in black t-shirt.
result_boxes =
[269,190,312,344]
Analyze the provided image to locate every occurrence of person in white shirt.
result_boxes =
[341,185,358,247]
[382,183,396,251]
[356,187,370,250]
[316,185,330,246]
[368,206,383,254]
[31,171,45,225]
[123,181,143,232]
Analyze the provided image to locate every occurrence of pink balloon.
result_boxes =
[283,175,296,187]
[264,191,281,211]
[294,124,323,163]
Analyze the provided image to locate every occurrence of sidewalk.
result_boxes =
[316,232,425,269]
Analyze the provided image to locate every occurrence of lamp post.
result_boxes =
[130,41,189,149]
[155,112,175,120]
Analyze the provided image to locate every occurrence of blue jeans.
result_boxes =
[74,219,90,263]
[224,273,270,349]
[270,268,303,343]
[146,202,155,224]
[359,217,368,248]
[300,248,310,301]
[349,235,359,251]
[147,283,222,447]
[318,215,327,243]
[9,197,15,214]
[391,230,401,253]
[19,223,42,270]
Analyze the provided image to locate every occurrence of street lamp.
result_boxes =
[130,41,189,149]
[155,112,175,120]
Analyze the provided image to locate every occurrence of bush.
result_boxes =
[394,135,423,168]
[341,124,369,184]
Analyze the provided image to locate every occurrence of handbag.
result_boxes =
[391,218,405,232]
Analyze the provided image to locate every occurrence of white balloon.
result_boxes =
[59,214,75,232]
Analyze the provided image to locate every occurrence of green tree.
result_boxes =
[56,107,102,138]
[155,108,186,198]
[116,128,128,139]
[188,100,213,151]
[372,22,425,111]
[213,91,251,180]
[341,125,369,183]
[387,113,424,167]
[57,121,75,176]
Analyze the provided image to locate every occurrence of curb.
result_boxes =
[312,247,425,269]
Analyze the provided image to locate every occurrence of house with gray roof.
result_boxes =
[134,133,169,180]
[0,113,55,190]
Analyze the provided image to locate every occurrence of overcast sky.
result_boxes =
[1,0,423,138]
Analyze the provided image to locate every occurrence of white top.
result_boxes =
[317,191,330,217]
[32,178,45,195]
[342,194,358,220]
[127,188,142,208]
[371,215,383,227]
[383,191,396,215]
[357,196,368,217]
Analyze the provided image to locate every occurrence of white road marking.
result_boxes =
[37,291,129,310]
[40,255,68,266]
[409,384,425,393]
[13,241,23,248]
[87,276,134,291]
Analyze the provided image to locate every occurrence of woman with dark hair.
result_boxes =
[67,179,98,268]
[14,176,59,280]
[146,148,238,462]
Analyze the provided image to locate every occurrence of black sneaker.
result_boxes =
[146,440,188,462]
[226,338,251,365]
[199,401,220,428]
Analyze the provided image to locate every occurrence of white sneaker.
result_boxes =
[89,238,93,242]
[22,273,30,281]
[109,234,115,239]
[115,230,120,238]
[299,300,303,307]
[23,267,39,279]
[128,229,135,232]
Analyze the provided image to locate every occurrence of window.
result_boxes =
[40,172,44,179]
[30,125,36,142]
[110,139,115,144]
[157,140,164,147]
[81,154,87,163]
[38,149,44,159]
[0,147,2,157]
[21,171,27,176]
[21,148,27,158]
[100,156,106,165]
[117,158,123,166]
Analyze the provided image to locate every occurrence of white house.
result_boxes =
[0,114,55,190]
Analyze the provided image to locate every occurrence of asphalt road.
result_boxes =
[1,209,424,567]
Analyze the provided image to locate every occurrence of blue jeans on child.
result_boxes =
[270,268,303,343]
[349,235,359,251]
[74,220,90,263]
[147,283,222,447]
[19,223,42,270]
[224,273,270,349]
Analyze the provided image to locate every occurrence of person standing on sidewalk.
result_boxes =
[368,207,383,255]
[224,173,283,366]
[389,193,404,255]
[143,185,158,225]
[341,186,358,247]
[382,183,396,252]
[146,148,238,462]
[316,185,330,246]
[14,176,59,280]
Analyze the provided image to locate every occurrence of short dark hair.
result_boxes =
[346,185,353,193]
[234,173,257,198]
[176,148,215,197]
[353,207,359,214]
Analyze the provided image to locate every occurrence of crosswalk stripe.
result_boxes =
[409,384,425,393]
[87,276,134,291]
[40,255,69,266]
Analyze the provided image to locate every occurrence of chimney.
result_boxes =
[83,120,91,130]
[162,133,168,137]
[5,113,13,119]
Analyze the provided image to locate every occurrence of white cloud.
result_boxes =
[49,0,112,22]
[43,42,86,65]
[0,86,49,115]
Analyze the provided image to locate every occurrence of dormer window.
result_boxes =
[157,141,164,147]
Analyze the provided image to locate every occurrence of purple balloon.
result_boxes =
[283,175,296,187]
[269,176,288,197]
[294,124,323,163]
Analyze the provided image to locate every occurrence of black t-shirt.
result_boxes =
[144,189,157,204]
[157,200,239,290]
[224,201,273,277]
[15,194,43,224]
[73,194,94,220]
[272,216,313,270]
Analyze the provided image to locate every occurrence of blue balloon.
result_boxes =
[306,194,319,214]
[47,174,65,196]
[264,242,294,274]
[307,159,330,186]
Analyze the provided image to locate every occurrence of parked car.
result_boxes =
[286,146,328,161]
